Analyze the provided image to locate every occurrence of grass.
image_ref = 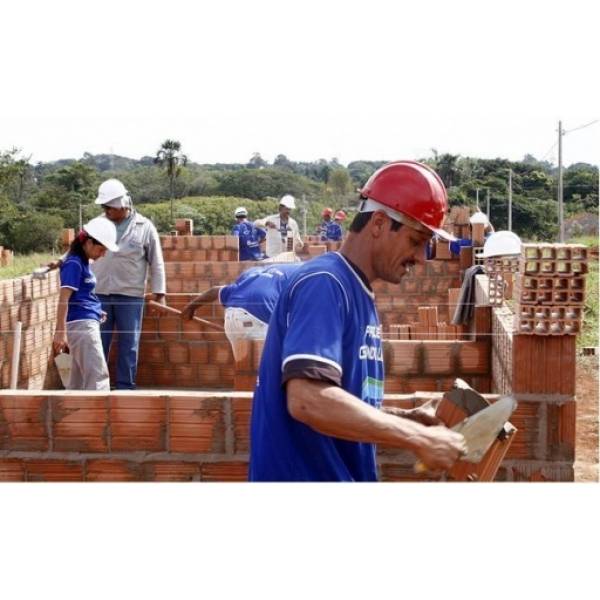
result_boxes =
[567,234,599,349]
[580,258,598,348]
[0,252,56,280]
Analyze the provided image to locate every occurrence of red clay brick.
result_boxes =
[139,341,166,363]
[200,461,248,482]
[189,343,209,363]
[167,342,189,364]
[110,396,167,452]
[169,396,226,453]
[158,317,181,341]
[0,458,25,481]
[0,395,49,451]
[25,460,83,482]
[231,396,252,453]
[148,461,201,482]
[458,341,489,374]
[52,395,109,452]
[423,342,456,375]
[385,341,421,376]
[85,459,142,482]
[210,342,233,365]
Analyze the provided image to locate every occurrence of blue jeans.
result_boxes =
[98,294,145,390]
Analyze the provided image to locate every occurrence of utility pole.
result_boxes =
[558,120,564,242]
[508,168,512,231]
[475,188,479,210]
[486,188,490,220]
[302,193,307,237]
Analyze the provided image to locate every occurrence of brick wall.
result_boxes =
[1,389,572,482]
[487,282,578,481]
[0,272,61,391]
[162,258,462,328]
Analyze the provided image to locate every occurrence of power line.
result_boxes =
[563,119,599,135]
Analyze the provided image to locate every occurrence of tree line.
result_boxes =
[0,142,597,253]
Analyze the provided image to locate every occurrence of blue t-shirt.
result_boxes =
[249,252,384,482]
[319,220,343,242]
[60,254,103,322]
[219,263,301,324]
[232,221,266,261]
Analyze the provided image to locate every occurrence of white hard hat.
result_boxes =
[83,217,119,252]
[279,194,296,210]
[234,206,248,217]
[481,230,521,258]
[95,178,130,206]
[470,210,489,226]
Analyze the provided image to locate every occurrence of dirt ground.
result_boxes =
[574,355,599,482]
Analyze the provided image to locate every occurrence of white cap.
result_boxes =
[279,194,296,210]
[83,216,119,252]
[481,230,521,258]
[234,207,248,217]
[95,178,131,207]
[470,210,489,226]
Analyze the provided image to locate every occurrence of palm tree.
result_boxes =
[154,139,188,222]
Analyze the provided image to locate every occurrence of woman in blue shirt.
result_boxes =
[53,217,119,390]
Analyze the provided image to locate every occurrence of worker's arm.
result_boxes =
[286,378,465,471]
[146,223,166,303]
[181,286,223,320]
[53,287,73,354]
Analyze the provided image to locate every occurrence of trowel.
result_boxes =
[414,395,517,473]
[54,351,72,389]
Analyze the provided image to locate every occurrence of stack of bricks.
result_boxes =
[388,306,465,341]
[160,235,239,262]
[447,206,472,239]
[297,236,343,258]
[174,219,193,235]
[0,246,14,267]
[372,260,461,330]
[513,244,588,335]
[0,272,62,390]
[484,256,519,306]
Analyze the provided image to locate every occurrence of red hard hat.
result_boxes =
[322,207,333,217]
[334,210,346,221]
[360,161,454,241]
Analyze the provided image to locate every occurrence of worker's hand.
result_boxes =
[404,398,442,426]
[181,303,196,321]
[100,311,107,324]
[414,426,467,472]
[153,294,167,306]
[52,331,68,355]
[383,398,441,426]
[47,260,62,271]
[265,220,277,229]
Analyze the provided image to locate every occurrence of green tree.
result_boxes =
[247,152,268,169]
[327,168,352,204]
[154,139,188,222]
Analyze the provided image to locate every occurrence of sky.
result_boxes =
[1,1,598,167]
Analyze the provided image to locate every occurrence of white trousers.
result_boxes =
[224,307,268,362]
[66,319,110,391]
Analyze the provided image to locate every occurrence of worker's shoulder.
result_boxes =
[132,211,156,229]
[287,253,351,290]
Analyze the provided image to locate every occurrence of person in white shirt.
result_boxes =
[254,194,304,258]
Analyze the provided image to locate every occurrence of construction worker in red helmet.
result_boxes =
[317,206,344,242]
[250,160,465,481]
